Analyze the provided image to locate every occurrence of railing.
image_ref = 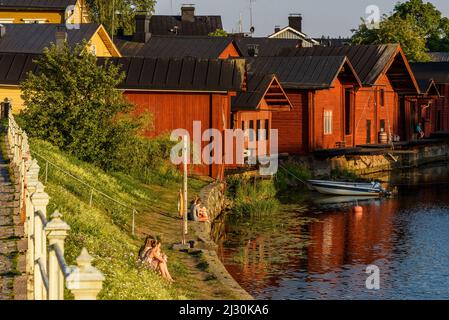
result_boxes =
[6,108,104,300]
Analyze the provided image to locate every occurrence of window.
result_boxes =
[379,89,385,107]
[324,110,333,135]
[256,120,261,141]
[22,19,47,24]
[380,119,386,132]
[249,120,254,141]
[0,19,14,24]
[344,89,352,135]
[265,119,270,140]
[241,121,245,130]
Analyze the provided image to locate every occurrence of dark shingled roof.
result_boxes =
[114,36,238,58]
[148,15,222,36]
[0,52,39,85]
[411,62,449,85]
[278,44,401,85]
[0,23,99,54]
[232,74,275,111]
[248,56,360,90]
[0,0,77,10]
[102,57,245,92]
[428,52,449,62]
[234,37,301,57]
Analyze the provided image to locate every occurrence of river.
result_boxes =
[216,163,449,300]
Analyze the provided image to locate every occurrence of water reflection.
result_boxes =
[217,163,449,299]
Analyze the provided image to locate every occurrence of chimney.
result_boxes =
[0,24,5,38]
[274,25,281,33]
[133,13,151,43]
[288,13,302,33]
[181,5,195,23]
[247,44,259,58]
[55,26,67,49]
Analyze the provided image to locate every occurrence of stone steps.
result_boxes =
[0,133,27,300]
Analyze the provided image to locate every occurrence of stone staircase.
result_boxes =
[0,133,27,300]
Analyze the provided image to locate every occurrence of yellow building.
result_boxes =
[0,23,122,113]
[0,0,90,24]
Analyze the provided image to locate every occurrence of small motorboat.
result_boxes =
[307,179,385,196]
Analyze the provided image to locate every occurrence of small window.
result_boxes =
[249,120,254,141]
[256,120,261,141]
[380,119,385,132]
[324,110,333,135]
[241,121,245,131]
[379,89,385,107]
[0,19,14,24]
[22,19,47,24]
[265,119,270,140]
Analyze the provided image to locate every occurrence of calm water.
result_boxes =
[216,163,449,300]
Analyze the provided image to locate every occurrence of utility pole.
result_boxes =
[249,0,256,34]
[182,135,188,245]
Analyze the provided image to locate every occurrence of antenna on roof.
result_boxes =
[249,0,256,34]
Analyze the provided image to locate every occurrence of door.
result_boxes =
[366,120,371,144]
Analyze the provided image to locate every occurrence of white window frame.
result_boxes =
[22,19,48,24]
[324,110,333,135]
[0,18,14,24]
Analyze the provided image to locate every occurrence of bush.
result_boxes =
[227,176,280,217]
[275,160,312,190]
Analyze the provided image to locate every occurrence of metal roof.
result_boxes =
[234,37,301,57]
[0,23,99,54]
[411,62,449,85]
[279,44,400,85]
[0,0,77,10]
[103,57,245,92]
[0,52,39,84]
[248,56,360,90]
[114,36,237,59]
[428,52,449,63]
[232,73,274,111]
[148,15,222,36]
[0,53,245,93]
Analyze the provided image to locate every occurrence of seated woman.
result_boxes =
[198,204,210,223]
[138,236,155,263]
[150,241,174,283]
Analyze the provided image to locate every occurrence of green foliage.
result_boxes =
[86,0,156,35]
[208,29,228,37]
[352,14,430,62]
[330,168,364,181]
[352,0,449,62]
[20,42,134,169]
[227,176,280,217]
[275,161,312,191]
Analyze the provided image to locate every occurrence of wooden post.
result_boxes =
[182,135,188,245]
[66,248,105,300]
[45,210,70,300]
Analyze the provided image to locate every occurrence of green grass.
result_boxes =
[227,176,280,217]
[29,138,208,300]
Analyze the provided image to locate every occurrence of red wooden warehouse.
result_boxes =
[248,55,362,154]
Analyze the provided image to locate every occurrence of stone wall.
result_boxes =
[198,181,227,222]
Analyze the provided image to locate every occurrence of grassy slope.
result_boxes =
[30,139,222,300]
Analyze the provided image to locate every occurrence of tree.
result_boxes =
[393,0,449,51]
[352,14,430,62]
[351,0,449,62]
[208,29,228,37]
[20,42,135,169]
[86,0,156,36]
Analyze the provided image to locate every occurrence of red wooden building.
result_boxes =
[411,62,449,137]
[106,56,246,179]
[249,55,362,154]
[284,44,420,148]
[231,73,292,161]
